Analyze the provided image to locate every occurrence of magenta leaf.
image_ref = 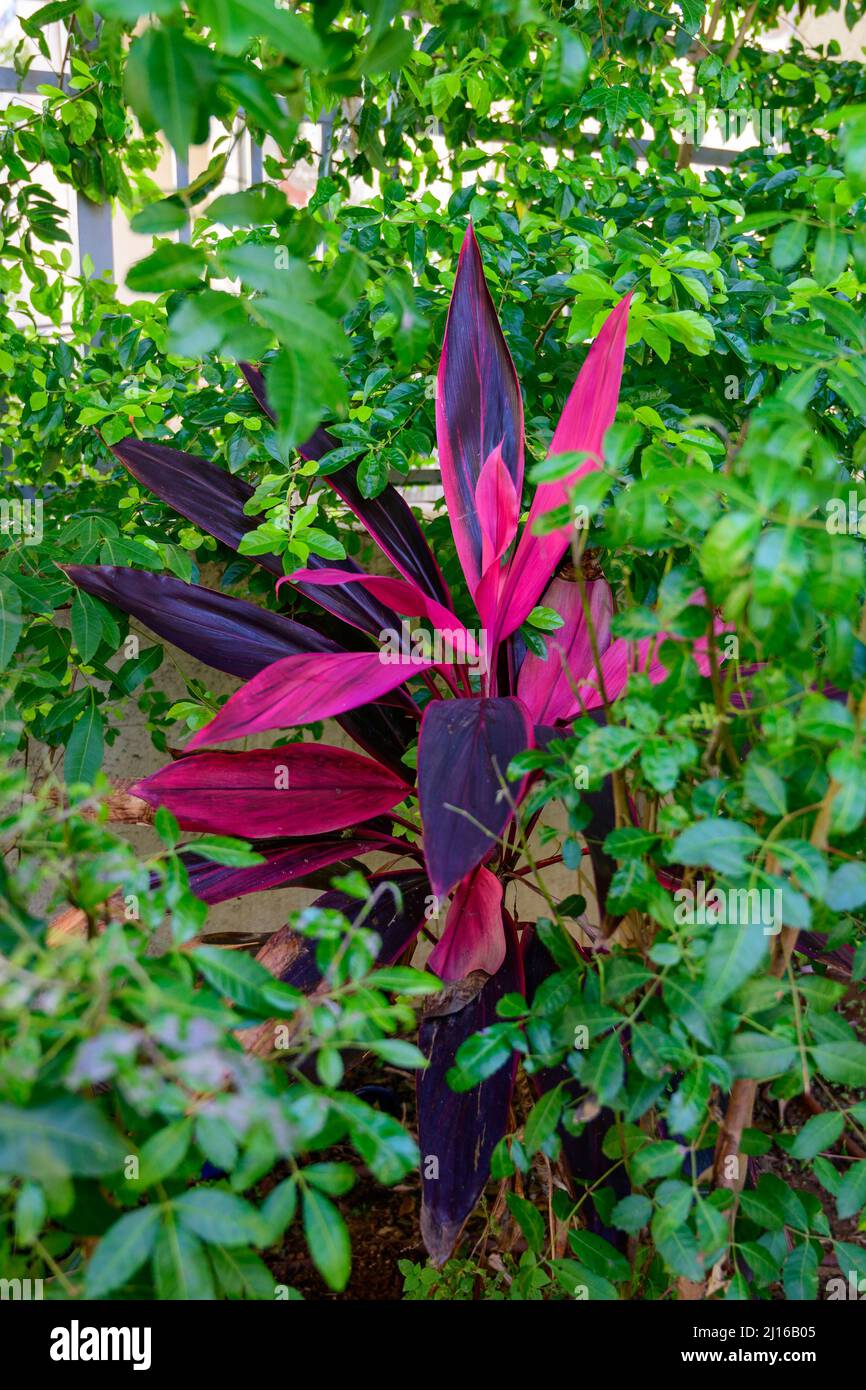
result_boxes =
[494,293,631,640]
[417,916,523,1263]
[187,649,432,750]
[436,225,524,595]
[132,744,410,838]
[418,695,532,897]
[517,578,613,724]
[283,567,478,660]
[428,865,505,980]
[473,444,520,629]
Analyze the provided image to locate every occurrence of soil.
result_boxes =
[262,983,866,1301]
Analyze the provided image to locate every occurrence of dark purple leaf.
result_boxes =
[182,832,388,905]
[110,436,397,639]
[417,914,522,1263]
[436,225,524,595]
[64,564,341,679]
[536,721,619,935]
[521,924,629,1246]
[418,696,532,897]
[63,564,414,778]
[255,870,431,993]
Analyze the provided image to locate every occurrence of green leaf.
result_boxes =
[739,1187,786,1231]
[837,1162,866,1220]
[126,243,206,293]
[729,1032,797,1080]
[125,29,215,160]
[506,1192,546,1253]
[302,1187,350,1291]
[671,819,760,876]
[72,589,107,663]
[0,1098,127,1179]
[631,1140,684,1184]
[188,837,265,868]
[130,1119,193,1190]
[175,1188,262,1247]
[543,28,589,102]
[771,220,808,271]
[743,757,788,817]
[264,349,325,452]
[789,1111,844,1161]
[524,1085,564,1154]
[550,1257,619,1300]
[610,1193,652,1233]
[0,577,23,673]
[152,1220,215,1300]
[567,1229,631,1283]
[198,0,323,64]
[449,1025,516,1090]
[356,453,390,499]
[85,1206,160,1298]
[656,1226,704,1281]
[811,1041,866,1087]
[64,691,103,786]
[782,1242,818,1300]
[191,945,279,1014]
[703,924,769,1006]
[582,1031,624,1104]
[825,863,866,911]
[360,22,413,74]
[364,1038,427,1068]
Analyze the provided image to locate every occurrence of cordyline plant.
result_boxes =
[66,226,727,1261]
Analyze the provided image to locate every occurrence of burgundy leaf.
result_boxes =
[131,744,410,838]
[436,225,524,595]
[418,696,532,897]
[241,361,450,605]
[418,914,523,1263]
[110,436,397,639]
[428,865,505,980]
[183,832,388,905]
[187,649,433,750]
[494,293,631,641]
[258,870,432,993]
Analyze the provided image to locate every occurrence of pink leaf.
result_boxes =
[495,293,631,641]
[187,649,432,750]
[428,866,505,980]
[517,578,614,723]
[281,568,479,661]
[474,444,520,629]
